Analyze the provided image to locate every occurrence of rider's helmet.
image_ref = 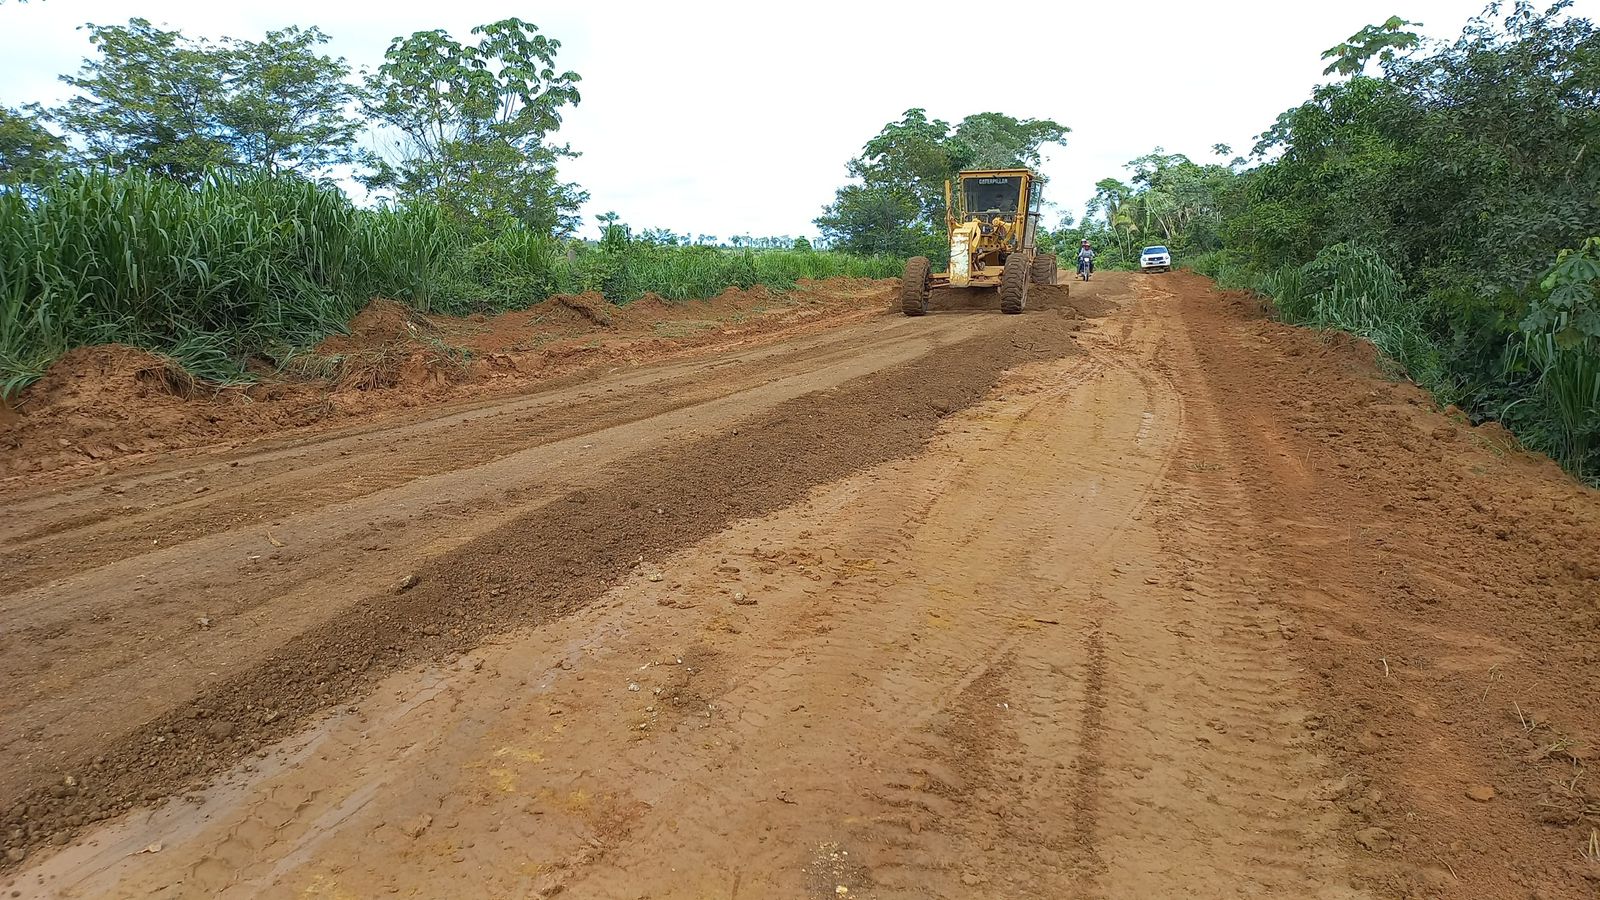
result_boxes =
[1081,240,1090,246]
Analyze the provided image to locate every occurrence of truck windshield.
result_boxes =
[963,176,1021,220]
[1144,246,1168,255]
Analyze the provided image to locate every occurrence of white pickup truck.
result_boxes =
[1140,246,1173,273]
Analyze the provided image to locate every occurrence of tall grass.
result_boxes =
[1186,250,1260,293]
[1,171,444,383]
[1294,245,1454,401]
[0,171,899,396]
[570,246,898,304]
[1522,334,1600,478]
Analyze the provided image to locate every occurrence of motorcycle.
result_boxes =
[1077,256,1094,282]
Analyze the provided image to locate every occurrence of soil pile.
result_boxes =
[0,278,896,481]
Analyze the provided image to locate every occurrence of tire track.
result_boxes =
[10,273,1384,898]
[0,308,1080,874]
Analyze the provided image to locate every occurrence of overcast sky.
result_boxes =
[1,0,1581,240]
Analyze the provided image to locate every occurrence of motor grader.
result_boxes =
[900,168,1057,316]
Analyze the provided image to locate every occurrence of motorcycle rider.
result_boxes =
[1077,240,1096,279]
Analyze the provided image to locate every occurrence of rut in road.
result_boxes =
[16,277,1363,899]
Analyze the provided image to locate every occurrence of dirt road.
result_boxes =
[4,273,1599,898]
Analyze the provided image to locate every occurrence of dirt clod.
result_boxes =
[400,814,432,839]
[1355,827,1394,852]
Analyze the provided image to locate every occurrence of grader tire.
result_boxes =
[999,254,1030,315]
[900,256,931,316]
[1030,252,1057,285]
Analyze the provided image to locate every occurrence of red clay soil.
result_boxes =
[6,271,1598,897]
[0,301,1085,872]
[0,278,895,482]
[1162,271,1600,898]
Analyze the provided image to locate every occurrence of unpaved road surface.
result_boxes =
[4,273,1599,898]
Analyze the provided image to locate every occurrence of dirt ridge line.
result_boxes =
[0,310,1082,870]
[0,319,963,595]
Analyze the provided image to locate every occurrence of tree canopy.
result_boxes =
[50,19,361,182]
[816,109,1068,258]
[359,18,586,235]
[13,15,591,237]
[0,104,66,185]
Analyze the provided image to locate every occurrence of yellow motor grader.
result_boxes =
[900,168,1056,315]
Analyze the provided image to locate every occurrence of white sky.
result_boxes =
[1,0,1583,240]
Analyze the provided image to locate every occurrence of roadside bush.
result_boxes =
[1184,250,1259,294]
[1515,238,1600,478]
[1155,6,1600,481]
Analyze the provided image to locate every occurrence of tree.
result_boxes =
[815,180,929,257]
[1088,178,1132,229]
[816,108,1068,257]
[214,26,361,175]
[50,19,362,182]
[361,18,586,235]
[1322,16,1424,76]
[53,19,232,181]
[0,104,66,185]
[1123,150,1232,248]
[1206,1,1600,475]
[639,227,682,246]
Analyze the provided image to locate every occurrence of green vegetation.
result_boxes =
[0,16,897,397]
[0,104,66,184]
[816,109,1069,261]
[1059,2,1600,480]
[0,171,897,393]
[49,19,363,184]
[358,19,586,235]
[1038,151,1235,269]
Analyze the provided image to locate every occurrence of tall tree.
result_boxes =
[361,18,586,235]
[51,19,362,182]
[1321,16,1424,76]
[1088,178,1133,229]
[0,104,66,185]
[53,19,232,181]
[214,26,361,176]
[816,109,1068,257]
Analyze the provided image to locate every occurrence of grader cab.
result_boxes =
[900,168,1057,316]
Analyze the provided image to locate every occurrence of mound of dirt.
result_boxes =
[556,293,615,327]
[0,346,230,472]
[316,299,426,354]
[1471,419,1521,452]
[0,277,898,482]
[17,345,186,412]
[0,346,366,479]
